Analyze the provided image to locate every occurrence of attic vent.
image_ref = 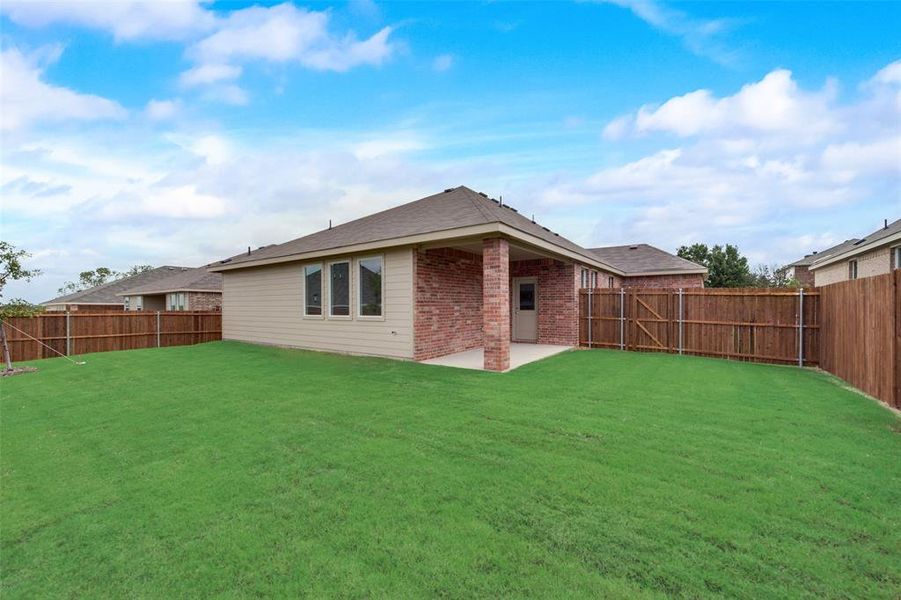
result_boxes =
[542,226,551,232]
[853,239,866,245]
[220,258,232,264]
[629,245,638,250]
[507,206,518,213]
[444,188,454,193]
[478,192,488,198]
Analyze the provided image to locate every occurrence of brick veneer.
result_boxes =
[621,273,705,288]
[482,238,510,371]
[510,258,580,345]
[413,248,483,360]
[187,292,222,311]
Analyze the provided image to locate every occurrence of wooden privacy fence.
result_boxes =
[819,271,899,409]
[2,311,222,363]
[579,287,820,366]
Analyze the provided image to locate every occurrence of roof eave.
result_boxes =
[809,231,901,270]
[623,268,708,277]
[209,222,627,275]
[115,288,222,297]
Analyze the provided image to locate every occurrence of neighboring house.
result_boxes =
[209,186,706,371]
[784,239,860,287]
[117,266,223,311]
[42,266,192,312]
[810,218,901,286]
[588,244,706,288]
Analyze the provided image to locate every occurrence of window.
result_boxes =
[590,271,598,288]
[581,268,589,288]
[304,264,322,316]
[135,295,143,311]
[608,276,614,288]
[124,297,131,310]
[358,256,383,317]
[894,247,901,270]
[166,293,186,311]
[519,283,535,310]
[848,260,858,280]
[329,261,350,317]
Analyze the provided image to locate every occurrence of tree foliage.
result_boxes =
[0,299,45,318]
[751,264,799,288]
[677,243,754,288]
[0,241,41,300]
[57,265,154,295]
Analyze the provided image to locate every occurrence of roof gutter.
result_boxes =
[115,288,222,297]
[809,230,901,270]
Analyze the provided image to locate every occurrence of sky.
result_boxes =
[1,0,900,302]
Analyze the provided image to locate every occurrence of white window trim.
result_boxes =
[302,262,325,319]
[893,246,901,270]
[328,259,353,320]
[356,254,386,321]
[848,260,858,280]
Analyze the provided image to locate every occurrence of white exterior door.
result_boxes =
[512,277,538,342]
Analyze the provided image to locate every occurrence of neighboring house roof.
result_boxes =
[210,186,625,274]
[786,239,860,268]
[587,244,707,276]
[116,266,223,296]
[810,218,901,270]
[43,266,192,306]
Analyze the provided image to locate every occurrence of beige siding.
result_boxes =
[814,246,892,286]
[222,248,414,358]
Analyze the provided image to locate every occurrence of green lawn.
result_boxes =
[2,342,899,598]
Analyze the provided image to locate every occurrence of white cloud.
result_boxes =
[433,54,454,72]
[179,64,243,88]
[605,69,838,140]
[596,0,739,65]
[0,0,214,41]
[869,59,901,86]
[0,47,127,131]
[185,4,394,72]
[99,185,229,219]
[144,99,181,121]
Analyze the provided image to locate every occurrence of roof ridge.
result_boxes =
[458,186,497,223]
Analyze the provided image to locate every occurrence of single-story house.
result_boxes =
[588,244,706,288]
[810,218,900,286]
[42,266,192,312]
[117,266,223,311]
[209,186,705,371]
[784,239,859,287]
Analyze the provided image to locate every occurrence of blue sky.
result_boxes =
[1,0,899,301]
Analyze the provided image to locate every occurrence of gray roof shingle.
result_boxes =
[587,244,707,274]
[810,218,901,267]
[117,266,222,296]
[786,239,859,267]
[43,266,192,305]
[214,186,615,270]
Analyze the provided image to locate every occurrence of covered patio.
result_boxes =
[420,342,572,372]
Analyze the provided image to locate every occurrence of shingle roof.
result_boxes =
[117,266,222,296]
[786,239,860,267]
[214,186,615,270]
[811,218,901,268]
[43,266,192,305]
[587,244,707,274]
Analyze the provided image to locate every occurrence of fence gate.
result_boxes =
[628,291,672,352]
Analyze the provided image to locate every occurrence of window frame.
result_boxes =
[356,255,385,321]
[302,262,325,319]
[893,246,901,270]
[135,295,143,311]
[848,260,859,280]
[327,259,352,319]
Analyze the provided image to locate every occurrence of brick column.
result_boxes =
[483,238,510,371]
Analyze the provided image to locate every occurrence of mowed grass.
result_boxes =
[1,342,899,598]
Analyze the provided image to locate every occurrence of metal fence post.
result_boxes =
[587,288,593,348]
[798,288,804,367]
[619,288,625,350]
[65,311,71,356]
[678,288,684,355]
[156,311,161,348]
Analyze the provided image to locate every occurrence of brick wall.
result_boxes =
[788,265,815,287]
[413,248,483,361]
[814,246,892,286]
[510,258,580,345]
[621,273,705,288]
[188,292,222,311]
[483,238,510,371]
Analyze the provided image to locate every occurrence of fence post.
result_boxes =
[678,288,684,355]
[619,288,625,350]
[798,288,804,367]
[156,311,161,348]
[66,312,71,356]
[587,288,593,348]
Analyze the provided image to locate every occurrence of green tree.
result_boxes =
[57,265,153,295]
[677,243,754,288]
[751,264,799,288]
[0,242,42,371]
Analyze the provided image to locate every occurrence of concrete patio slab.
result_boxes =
[420,343,573,372]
